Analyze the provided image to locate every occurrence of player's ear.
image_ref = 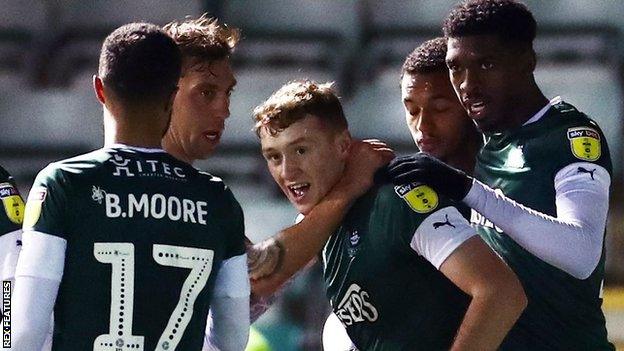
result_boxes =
[334,129,351,159]
[521,47,537,74]
[93,75,106,104]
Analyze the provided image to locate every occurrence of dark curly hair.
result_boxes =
[401,37,448,78]
[443,0,536,45]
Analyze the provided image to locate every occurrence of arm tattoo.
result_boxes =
[247,238,284,280]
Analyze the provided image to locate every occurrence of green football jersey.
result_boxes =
[473,100,613,350]
[23,146,246,351]
[323,183,472,351]
[0,165,24,235]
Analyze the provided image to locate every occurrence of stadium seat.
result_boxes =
[44,0,203,86]
[344,68,413,146]
[0,0,48,86]
[226,67,334,145]
[0,88,102,150]
[365,0,458,29]
[222,0,359,43]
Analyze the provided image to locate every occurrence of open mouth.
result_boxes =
[287,183,310,200]
[466,100,487,116]
[204,130,222,141]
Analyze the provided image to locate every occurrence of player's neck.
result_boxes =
[103,109,164,149]
[446,136,481,175]
[505,84,549,130]
[162,133,194,165]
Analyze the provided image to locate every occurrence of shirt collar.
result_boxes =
[522,96,562,126]
[106,143,166,153]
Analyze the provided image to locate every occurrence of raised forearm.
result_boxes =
[250,189,353,296]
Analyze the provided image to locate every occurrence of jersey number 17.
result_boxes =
[93,242,214,351]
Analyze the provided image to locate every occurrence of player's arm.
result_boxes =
[442,236,526,351]
[389,153,610,279]
[461,163,609,279]
[411,207,526,351]
[203,254,250,351]
[250,140,394,297]
[0,167,25,285]
[11,231,66,351]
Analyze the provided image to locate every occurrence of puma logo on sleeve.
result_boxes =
[577,166,596,180]
[433,214,456,229]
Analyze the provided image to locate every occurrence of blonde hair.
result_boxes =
[253,80,348,137]
[163,13,240,68]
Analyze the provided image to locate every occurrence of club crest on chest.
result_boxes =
[346,229,361,257]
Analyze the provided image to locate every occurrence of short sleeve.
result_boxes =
[388,183,476,268]
[23,165,69,239]
[409,206,476,269]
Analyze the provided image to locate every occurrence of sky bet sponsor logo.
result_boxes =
[335,283,378,326]
[3,281,10,348]
[92,186,209,225]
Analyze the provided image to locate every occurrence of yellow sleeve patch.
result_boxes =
[23,186,47,229]
[567,127,601,162]
[0,182,24,224]
[394,183,439,214]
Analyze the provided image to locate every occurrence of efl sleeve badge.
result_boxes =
[394,183,439,214]
[0,182,25,225]
[567,127,601,162]
[23,186,47,229]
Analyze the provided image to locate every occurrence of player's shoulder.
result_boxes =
[0,165,24,228]
[548,99,604,132]
[533,99,610,169]
[37,149,110,183]
[376,182,456,218]
[0,164,12,182]
[197,170,224,185]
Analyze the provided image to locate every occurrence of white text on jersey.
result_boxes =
[335,283,379,326]
[110,155,186,179]
[104,193,208,225]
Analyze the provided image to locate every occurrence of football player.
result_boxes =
[0,165,24,307]
[323,36,483,350]
[12,23,248,351]
[160,15,392,312]
[254,79,526,350]
[389,0,614,349]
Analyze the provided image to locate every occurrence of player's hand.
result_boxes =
[334,139,395,199]
[247,238,282,280]
[387,152,473,201]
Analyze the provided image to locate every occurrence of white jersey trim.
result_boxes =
[15,231,66,282]
[523,96,562,126]
[410,206,476,269]
[105,143,166,153]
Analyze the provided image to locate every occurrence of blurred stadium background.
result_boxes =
[0,0,622,349]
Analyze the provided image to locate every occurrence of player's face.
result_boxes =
[401,71,470,161]
[165,59,236,163]
[260,115,349,215]
[446,35,530,132]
